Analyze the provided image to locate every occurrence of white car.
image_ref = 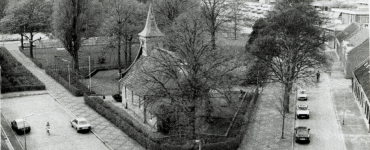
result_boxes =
[297,89,308,101]
[70,118,91,133]
[297,105,310,119]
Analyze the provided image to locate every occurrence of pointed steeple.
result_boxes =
[138,3,164,37]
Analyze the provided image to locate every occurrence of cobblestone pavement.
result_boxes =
[2,43,144,150]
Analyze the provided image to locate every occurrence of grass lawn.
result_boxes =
[23,43,140,70]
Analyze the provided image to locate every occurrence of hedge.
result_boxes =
[84,88,259,150]
[0,47,46,93]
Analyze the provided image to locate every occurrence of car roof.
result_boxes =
[75,118,87,121]
[296,126,308,130]
[14,119,25,122]
[298,105,308,107]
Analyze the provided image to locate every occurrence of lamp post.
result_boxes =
[88,54,91,93]
[62,59,71,89]
[23,113,34,150]
[195,139,201,150]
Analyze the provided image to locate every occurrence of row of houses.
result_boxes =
[325,4,370,131]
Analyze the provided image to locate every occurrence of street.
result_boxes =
[1,94,109,150]
[294,73,346,150]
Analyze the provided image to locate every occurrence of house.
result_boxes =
[335,23,369,78]
[331,7,369,26]
[352,57,370,131]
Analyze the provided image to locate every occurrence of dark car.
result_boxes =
[112,93,122,102]
[11,119,31,135]
[295,126,310,143]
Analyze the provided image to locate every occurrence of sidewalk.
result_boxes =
[2,45,144,150]
[326,49,370,150]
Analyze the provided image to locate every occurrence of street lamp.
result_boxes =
[195,139,201,150]
[23,113,34,150]
[62,59,71,89]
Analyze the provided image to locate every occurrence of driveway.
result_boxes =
[1,94,109,150]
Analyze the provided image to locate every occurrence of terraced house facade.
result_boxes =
[352,57,370,131]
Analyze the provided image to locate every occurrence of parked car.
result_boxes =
[297,105,310,119]
[11,119,31,135]
[294,126,310,143]
[297,89,308,101]
[112,93,122,102]
[70,118,91,133]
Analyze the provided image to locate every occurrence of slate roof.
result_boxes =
[336,23,361,42]
[120,47,178,97]
[346,28,369,52]
[354,57,370,101]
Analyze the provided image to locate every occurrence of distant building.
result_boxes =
[352,57,370,131]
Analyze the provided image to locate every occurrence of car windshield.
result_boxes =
[79,121,88,125]
[297,128,309,135]
[16,120,28,128]
[298,106,308,110]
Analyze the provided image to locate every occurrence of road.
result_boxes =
[294,74,346,150]
[1,94,109,150]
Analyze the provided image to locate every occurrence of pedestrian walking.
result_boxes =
[316,71,320,82]
[46,122,50,135]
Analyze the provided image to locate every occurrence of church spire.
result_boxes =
[138,3,164,37]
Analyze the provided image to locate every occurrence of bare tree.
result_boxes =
[52,0,102,71]
[138,10,246,139]
[100,0,144,76]
[200,0,229,50]
[153,0,198,31]
[224,0,245,40]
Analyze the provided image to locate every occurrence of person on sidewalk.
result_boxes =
[46,122,50,135]
[316,71,320,82]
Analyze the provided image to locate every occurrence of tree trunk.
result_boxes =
[125,37,128,68]
[118,35,122,77]
[281,113,285,139]
[211,27,216,50]
[234,15,237,40]
[283,82,292,113]
[128,35,133,64]
[211,29,216,50]
[20,34,24,49]
[73,51,79,72]
[29,32,34,59]
[187,106,196,140]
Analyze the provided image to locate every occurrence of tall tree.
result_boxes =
[247,0,328,113]
[100,0,144,76]
[200,0,228,50]
[0,0,8,19]
[224,0,244,40]
[153,0,198,32]
[0,0,52,58]
[140,10,244,139]
[52,0,102,71]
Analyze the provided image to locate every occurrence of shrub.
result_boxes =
[0,47,46,93]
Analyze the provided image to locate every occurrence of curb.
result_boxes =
[47,91,114,150]
[1,115,24,150]
[1,126,15,150]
